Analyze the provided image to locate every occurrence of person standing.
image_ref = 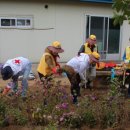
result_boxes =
[1,57,32,98]
[78,34,98,89]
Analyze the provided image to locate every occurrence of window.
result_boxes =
[1,19,15,26]
[0,17,32,28]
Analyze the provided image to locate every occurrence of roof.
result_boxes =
[80,0,113,4]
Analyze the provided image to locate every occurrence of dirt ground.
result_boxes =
[0,79,130,130]
[0,64,130,130]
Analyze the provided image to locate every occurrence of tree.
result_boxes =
[112,0,130,25]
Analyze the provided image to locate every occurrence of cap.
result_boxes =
[1,66,13,80]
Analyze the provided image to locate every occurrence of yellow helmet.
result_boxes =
[52,41,62,49]
[92,52,100,59]
[89,34,96,41]
[47,41,64,53]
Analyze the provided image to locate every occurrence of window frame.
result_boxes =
[85,14,121,60]
[0,17,33,29]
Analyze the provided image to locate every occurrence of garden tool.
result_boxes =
[79,80,87,87]
[83,71,87,89]
[122,68,126,87]
[83,68,92,90]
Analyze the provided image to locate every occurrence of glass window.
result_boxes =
[1,19,15,26]
[108,18,120,53]
[86,15,120,59]
[91,16,104,48]
[17,19,25,26]
[0,17,32,28]
[26,19,31,26]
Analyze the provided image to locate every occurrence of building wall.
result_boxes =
[120,21,130,57]
[0,0,129,63]
[0,0,56,63]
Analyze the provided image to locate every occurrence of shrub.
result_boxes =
[9,108,28,125]
[82,111,96,128]
[0,98,8,127]
[60,112,83,128]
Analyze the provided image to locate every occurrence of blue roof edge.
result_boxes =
[80,0,113,4]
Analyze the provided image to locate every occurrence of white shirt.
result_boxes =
[67,53,90,80]
[3,57,30,75]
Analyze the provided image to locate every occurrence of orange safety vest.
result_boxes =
[37,53,56,76]
[84,43,97,54]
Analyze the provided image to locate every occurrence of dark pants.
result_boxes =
[38,72,52,81]
[69,73,81,96]
[62,65,81,103]
[125,69,130,95]
[38,72,44,81]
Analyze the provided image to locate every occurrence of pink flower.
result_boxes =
[59,116,64,122]
[56,102,68,109]
[61,103,68,109]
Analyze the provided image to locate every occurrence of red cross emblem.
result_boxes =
[14,59,21,64]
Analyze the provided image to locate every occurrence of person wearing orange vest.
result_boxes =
[78,34,98,89]
[37,41,64,81]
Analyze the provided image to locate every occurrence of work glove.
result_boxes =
[52,66,63,74]
[2,82,14,95]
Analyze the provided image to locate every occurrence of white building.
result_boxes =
[0,0,130,63]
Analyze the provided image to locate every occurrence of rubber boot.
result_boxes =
[128,84,130,98]
[73,96,78,104]
[77,87,81,97]
[86,80,92,90]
